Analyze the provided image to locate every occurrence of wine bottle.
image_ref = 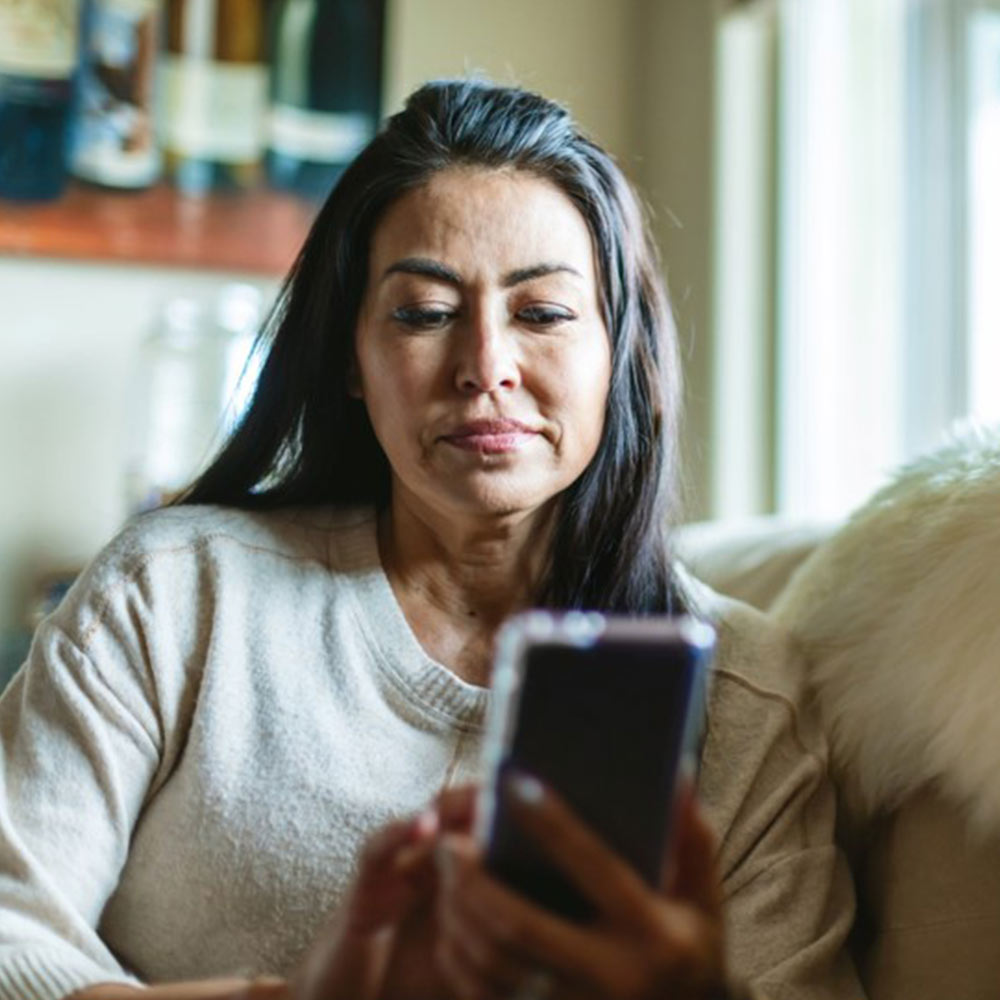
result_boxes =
[0,0,85,201]
[266,0,383,200]
[163,0,268,194]
[72,0,162,189]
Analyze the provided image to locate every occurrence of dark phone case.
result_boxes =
[482,616,713,922]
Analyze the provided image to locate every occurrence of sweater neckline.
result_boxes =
[333,509,491,731]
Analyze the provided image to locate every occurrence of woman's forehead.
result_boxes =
[368,167,598,283]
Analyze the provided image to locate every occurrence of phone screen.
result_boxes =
[481,616,713,922]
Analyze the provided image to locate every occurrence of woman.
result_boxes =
[0,80,860,1000]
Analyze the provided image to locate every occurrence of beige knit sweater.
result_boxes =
[0,506,861,999]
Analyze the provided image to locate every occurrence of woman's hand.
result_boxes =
[292,787,477,1000]
[434,774,727,1000]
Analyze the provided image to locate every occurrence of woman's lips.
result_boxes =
[441,420,539,454]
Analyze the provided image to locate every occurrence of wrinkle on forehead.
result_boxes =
[368,166,600,293]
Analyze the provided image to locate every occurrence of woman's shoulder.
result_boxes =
[53,505,377,640]
[679,569,824,756]
[90,503,374,579]
[683,574,836,881]
[680,569,804,694]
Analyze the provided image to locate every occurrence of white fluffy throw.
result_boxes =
[772,425,1000,835]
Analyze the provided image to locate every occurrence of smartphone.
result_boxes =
[476,611,715,922]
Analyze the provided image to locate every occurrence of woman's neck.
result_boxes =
[377,494,554,686]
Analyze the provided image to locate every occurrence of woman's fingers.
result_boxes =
[437,841,554,995]
[500,772,656,927]
[437,930,585,1000]
[432,779,728,1000]
[434,930,488,1000]
[666,781,723,917]
[359,809,437,871]
[436,833,625,994]
[435,798,727,1000]
[437,901,535,999]
[350,784,479,933]
[346,810,440,934]
[434,783,479,830]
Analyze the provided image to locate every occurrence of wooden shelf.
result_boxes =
[0,182,317,276]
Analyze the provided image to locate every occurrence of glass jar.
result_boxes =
[126,282,263,512]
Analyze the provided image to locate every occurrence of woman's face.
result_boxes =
[354,167,612,525]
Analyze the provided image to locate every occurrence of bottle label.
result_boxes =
[164,55,267,162]
[72,0,161,187]
[269,105,374,164]
[0,0,80,78]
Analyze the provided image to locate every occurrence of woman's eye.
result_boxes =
[392,306,456,330]
[517,305,574,327]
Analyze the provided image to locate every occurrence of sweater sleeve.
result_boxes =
[698,602,864,999]
[0,571,163,999]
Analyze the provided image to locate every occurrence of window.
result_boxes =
[968,8,1000,423]
[712,0,1000,521]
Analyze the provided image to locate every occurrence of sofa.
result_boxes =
[677,426,1000,999]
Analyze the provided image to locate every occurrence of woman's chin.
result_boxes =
[423,475,561,523]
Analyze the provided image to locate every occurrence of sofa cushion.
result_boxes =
[860,787,1000,999]
[675,516,835,612]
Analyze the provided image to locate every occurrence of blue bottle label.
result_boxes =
[71,0,161,186]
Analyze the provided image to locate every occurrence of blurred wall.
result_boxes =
[635,0,716,521]
[385,0,645,160]
[0,262,278,639]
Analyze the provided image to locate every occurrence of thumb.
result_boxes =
[347,810,439,934]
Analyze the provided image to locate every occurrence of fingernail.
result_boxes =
[506,772,545,806]
[414,807,439,838]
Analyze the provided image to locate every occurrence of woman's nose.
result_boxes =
[453,313,520,394]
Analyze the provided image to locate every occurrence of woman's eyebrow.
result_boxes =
[502,263,582,287]
[381,258,582,287]
[383,257,461,285]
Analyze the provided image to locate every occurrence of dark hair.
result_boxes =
[182,78,684,614]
